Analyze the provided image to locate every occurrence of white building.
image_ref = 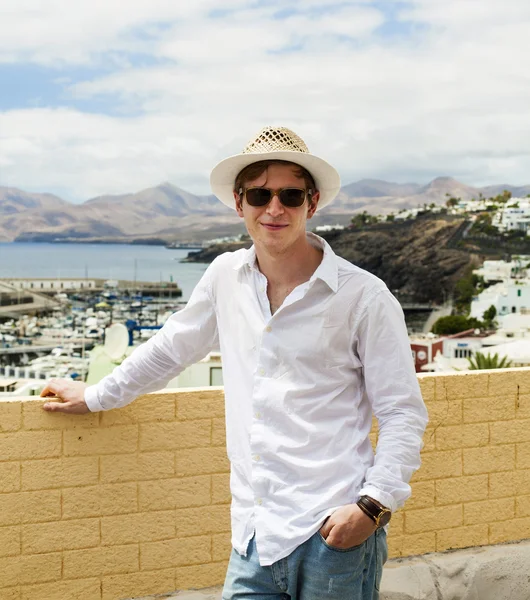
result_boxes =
[470,281,530,320]
[492,199,530,233]
[473,259,529,283]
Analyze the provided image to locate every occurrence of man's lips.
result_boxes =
[261,223,288,230]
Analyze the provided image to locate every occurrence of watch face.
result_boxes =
[378,510,392,527]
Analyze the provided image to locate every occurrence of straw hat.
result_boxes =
[210,126,341,211]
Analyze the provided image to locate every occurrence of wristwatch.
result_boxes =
[356,495,392,528]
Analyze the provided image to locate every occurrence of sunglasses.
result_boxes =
[240,186,312,208]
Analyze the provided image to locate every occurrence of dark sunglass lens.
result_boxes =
[280,188,305,207]
[246,188,271,206]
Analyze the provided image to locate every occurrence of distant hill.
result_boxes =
[1,177,529,243]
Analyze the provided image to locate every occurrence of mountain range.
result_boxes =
[1,178,529,243]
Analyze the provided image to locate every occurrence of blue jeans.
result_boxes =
[222,528,388,600]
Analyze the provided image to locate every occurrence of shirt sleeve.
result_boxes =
[356,287,429,513]
[84,262,219,412]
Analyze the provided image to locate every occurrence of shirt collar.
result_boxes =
[233,232,339,293]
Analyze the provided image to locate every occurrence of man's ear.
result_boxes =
[307,191,320,219]
[234,190,244,217]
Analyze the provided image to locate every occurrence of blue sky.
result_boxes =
[0,0,529,202]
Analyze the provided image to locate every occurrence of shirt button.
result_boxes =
[259,368,265,376]
[265,326,272,333]
[253,454,260,461]
[256,498,263,505]
[255,411,262,419]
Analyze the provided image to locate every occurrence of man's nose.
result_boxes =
[266,193,284,217]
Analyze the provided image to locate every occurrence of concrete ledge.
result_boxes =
[131,539,530,600]
[380,539,530,600]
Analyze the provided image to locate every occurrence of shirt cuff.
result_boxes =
[358,485,398,514]
[84,385,105,412]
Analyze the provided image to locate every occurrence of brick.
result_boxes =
[63,425,138,456]
[463,445,515,475]
[21,456,98,491]
[177,389,225,420]
[405,481,435,510]
[421,431,436,453]
[100,451,174,483]
[405,505,462,534]
[20,490,62,524]
[488,371,520,397]
[517,394,530,419]
[101,511,175,545]
[176,447,229,477]
[20,578,101,600]
[464,498,515,525]
[490,419,530,445]
[212,417,226,446]
[489,471,516,498]
[489,517,530,544]
[435,423,489,450]
[517,442,530,469]
[0,526,20,558]
[99,392,176,426]
[386,534,403,559]
[0,587,20,600]
[176,505,231,537]
[0,431,61,461]
[101,568,175,600]
[434,377,447,401]
[463,396,516,424]
[140,535,211,570]
[138,476,211,511]
[176,561,227,590]
[436,475,488,505]
[426,400,462,428]
[22,518,100,553]
[401,532,436,557]
[22,402,98,430]
[0,462,20,492]
[512,371,530,395]
[444,373,488,400]
[63,544,139,579]
[418,376,435,403]
[516,469,530,494]
[139,420,211,451]
[0,552,61,587]
[516,495,530,518]
[389,511,404,536]
[212,532,232,562]
[411,450,462,482]
[436,524,488,552]
[0,401,22,432]
[212,473,231,504]
[62,483,138,519]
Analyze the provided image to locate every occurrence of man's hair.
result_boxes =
[234,160,317,194]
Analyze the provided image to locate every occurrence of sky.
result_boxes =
[0,0,529,203]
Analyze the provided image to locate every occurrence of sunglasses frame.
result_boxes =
[239,186,313,208]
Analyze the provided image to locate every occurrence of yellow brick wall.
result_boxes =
[0,369,529,599]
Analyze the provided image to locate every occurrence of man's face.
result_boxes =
[234,163,319,255]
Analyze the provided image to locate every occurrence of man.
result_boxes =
[42,126,428,600]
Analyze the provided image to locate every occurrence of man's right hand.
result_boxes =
[40,379,90,414]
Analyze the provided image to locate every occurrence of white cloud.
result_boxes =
[0,0,529,201]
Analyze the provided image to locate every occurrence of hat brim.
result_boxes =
[210,150,341,211]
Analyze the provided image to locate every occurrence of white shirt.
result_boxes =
[85,233,428,566]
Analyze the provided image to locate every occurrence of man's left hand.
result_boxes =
[319,503,377,550]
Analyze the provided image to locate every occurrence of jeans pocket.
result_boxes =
[317,531,365,553]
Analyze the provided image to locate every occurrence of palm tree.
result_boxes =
[468,352,512,370]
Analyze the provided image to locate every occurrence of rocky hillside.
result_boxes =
[185,216,477,305]
[1,178,529,243]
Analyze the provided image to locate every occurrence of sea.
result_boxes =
[0,243,208,301]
